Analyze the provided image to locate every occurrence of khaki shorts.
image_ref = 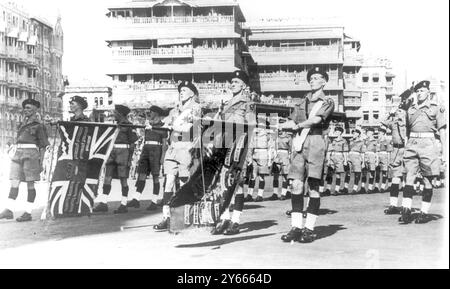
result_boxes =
[164,144,193,178]
[389,147,405,178]
[138,145,162,177]
[330,153,346,173]
[273,150,290,175]
[364,152,377,171]
[404,137,441,184]
[288,135,326,181]
[378,151,390,171]
[252,149,270,175]
[348,152,363,173]
[10,148,42,182]
[106,148,131,179]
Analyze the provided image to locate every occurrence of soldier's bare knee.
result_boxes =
[291,180,304,195]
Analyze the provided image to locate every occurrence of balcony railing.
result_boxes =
[250,45,340,53]
[109,15,235,25]
[112,47,194,58]
[344,99,362,107]
[113,81,232,92]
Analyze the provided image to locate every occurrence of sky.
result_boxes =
[11,0,450,90]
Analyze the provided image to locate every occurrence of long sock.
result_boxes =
[163,192,173,206]
[421,189,433,213]
[27,189,37,203]
[319,178,325,193]
[9,187,19,201]
[162,205,170,219]
[103,184,112,196]
[381,173,388,190]
[258,178,265,195]
[354,172,361,191]
[25,202,34,214]
[368,174,374,190]
[291,194,304,227]
[234,193,244,212]
[335,177,341,192]
[281,178,289,196]
[361,173,367,189]
[344,173,350,189]
[402,185,414,209]
[305,198,320,230]
[325,174,333,190]
[221,209,231,221]
[153,182,160,198]
[121,186,129,206]
[389,183,400,206]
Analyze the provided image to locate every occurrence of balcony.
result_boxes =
[249,46,343,65]
[346,110,362,119]
[106,15,240,41]
[253,72,343,92]
[344,99,362,108]
[344,50,363,67]
[112,47,194,59]
[108,47,238,74]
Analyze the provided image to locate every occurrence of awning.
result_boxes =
[19,32,29,42]
[27,35,38,46]
[158,38,191,46]
[7,28,19,38]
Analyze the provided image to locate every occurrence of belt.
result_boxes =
[145,141,162,146]
[255,148,268,152]
[410,132,435,138]
[16,144,38,149]
[365,151,376,154]
[114,144,130,149]
[349,151,361,154]
[392,144,404,148]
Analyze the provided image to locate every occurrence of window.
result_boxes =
[99,97,104,105]
[362,76,369,83]
[119,75,127,82]
[373,91,379,102]
[363,111,369,121]
[373,111,379,120]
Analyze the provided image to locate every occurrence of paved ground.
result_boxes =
[0,179,448,269]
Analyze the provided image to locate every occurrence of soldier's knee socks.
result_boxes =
[307,197,320,216]
[234,194,244,212]
[8,187,19,200]
[390,184,400,198]
[258,179,265,190]
[335,177,341,188]
[273,177,279,189]
[135,180,146,194]
[325,174,333,185]
[248,179,255,189]
[344,173,351,186]
[162,192,173,206]
[153,181,160,196]
[291,194,304,213]
[27,189,37,203]
[422,189,433,203]
[354,172,361,185]
[103,184,112,196]
[121,186,129,198]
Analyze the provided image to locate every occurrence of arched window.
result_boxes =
[100,97,104,105]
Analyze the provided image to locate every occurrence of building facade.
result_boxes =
[63,86,113,122]
[105,0,249,108]
[0,2,64,151]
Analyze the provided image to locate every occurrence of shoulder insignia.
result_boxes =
[440,106,445,113]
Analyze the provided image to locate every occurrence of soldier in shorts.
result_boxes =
[128,106,168,211]
[399,81,446,224]
[272,126,292,201]
[93,105,138,214]
[347,129,366,194]
[326,126,349,195]
[0,99,49,222]
[364,128,379,194]
[279,67,335,243]
[381,105,407,214]
[154,81,202,231]
[376,128,392,193]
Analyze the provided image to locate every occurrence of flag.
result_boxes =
[47,122,119,218]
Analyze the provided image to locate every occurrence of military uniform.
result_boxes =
[273,130,292,175]
[364,137,379,171]
[377,135,392,172]
[10,115,50,182]
[288,92,335,180]
[105,119,138,179]
[250,126,271,175]
[70,114,91,122]
[138,120,168,177]
[163,99,202,178]
[348,138,366,173]
[381,109,407,179]
[328,137,349,173]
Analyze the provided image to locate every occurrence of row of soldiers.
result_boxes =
[0,67,446,245]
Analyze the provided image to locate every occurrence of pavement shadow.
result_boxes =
[318,209,338,216]
[243,204,264,211]
[240,220,278,234]
[176,233,275,248]
[314,224,347,241]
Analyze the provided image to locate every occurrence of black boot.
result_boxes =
[211,219,231,235]
[322,189,331,197]
[223,222,240,235]
[244,195,254,202]
[299,228,317,243]
[415,212,431,224]
[126,199,140,209]
[398,207,413,224]
[146,202,158,211]
[16,212,32,222]
[113,205,128,214]
[0,209,13,220]
[339,188,349,195]
[384,206,401,215]
[93,203,108,213]
[154,218,170,231]
[254,196,264,202]
[268,194,279,201]
[281,227,303,242]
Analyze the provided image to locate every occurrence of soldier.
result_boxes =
[128,106,168,211]
[0,99,49,222]
[363,128,379,194]
[153,81,202,231]
[321,134,334,196]
[399,81,446,224]
[279,67,335,243]
[247,115,271,202]
[272,122,292,201]
[381,105,407,214]
[376,127,392,193]
[211,70,254,236]
[69,95,90,122]
[347,129,366,194]
[93,105,138,214]
[326,126,349,195]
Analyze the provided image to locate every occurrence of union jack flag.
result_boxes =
[47,122,119,218]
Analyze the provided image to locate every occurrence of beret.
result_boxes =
[414,80,430,92]
[149,105,165,116]
[70,95,88,110]
[178,80,199,96]
[307,66,329,82]
[115,105,131,117]
[231,70,249,85]
[22,98,41,109]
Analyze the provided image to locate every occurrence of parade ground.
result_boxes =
[0,178,447,269]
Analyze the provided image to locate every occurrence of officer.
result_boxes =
[154,81,202,231]
[347,129,366,194]
[128,106,168,211]
[93,105,138,214]
[279,67,335,243]
[399,81,446,224]
[363,127,379,194]
[0,99,49,222]
[326,126,349,195]
[376,127,392,193]
[272,120,292,201]
[211,70,254,236]
[69,95,90,122]
[381,104,407,214]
